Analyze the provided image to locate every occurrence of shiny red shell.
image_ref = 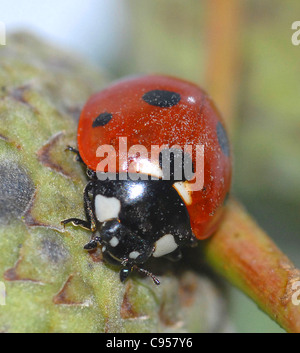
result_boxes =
[78,75,232,240]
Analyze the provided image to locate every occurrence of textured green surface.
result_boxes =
[0,33,229,333]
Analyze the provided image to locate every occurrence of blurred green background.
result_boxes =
[3,0,300,332]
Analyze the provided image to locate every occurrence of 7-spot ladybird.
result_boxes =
[62,75,232,284]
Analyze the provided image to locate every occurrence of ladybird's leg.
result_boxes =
[61,218,91,230]
[65,146,97,180]
[61,181,97,231]
[83,181,97,232]
[121,258,129,267]
[86,168,97,180]
[65,145,84,163]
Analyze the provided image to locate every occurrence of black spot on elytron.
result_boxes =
[142,90,181,108]
[217,121,230,157]
[159,148,194,181]
[0,161,35,224]
[92,112,113,128]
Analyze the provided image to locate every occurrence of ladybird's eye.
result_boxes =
[92,112,113,128]
[142,90,181,108]
[216,121,230,157]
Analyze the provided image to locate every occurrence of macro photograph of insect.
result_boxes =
[0,1,299,335]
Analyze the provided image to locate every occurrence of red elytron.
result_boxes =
[77,75,231,241]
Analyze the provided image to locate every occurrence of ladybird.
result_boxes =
[62,75,231,284]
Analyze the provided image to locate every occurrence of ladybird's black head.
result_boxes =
[99,219,153,266]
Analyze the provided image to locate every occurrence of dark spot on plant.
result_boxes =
[0,161,35,224]
[41,237,68,264]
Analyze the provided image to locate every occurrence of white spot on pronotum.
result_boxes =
[129,251,140,259]
[95,194,121,222]
[152,234,178,258]
[173,181,192,205]
[109,236,119,247]
[102,245,106,252]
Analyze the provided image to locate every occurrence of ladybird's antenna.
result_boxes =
[133,265,160,285]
